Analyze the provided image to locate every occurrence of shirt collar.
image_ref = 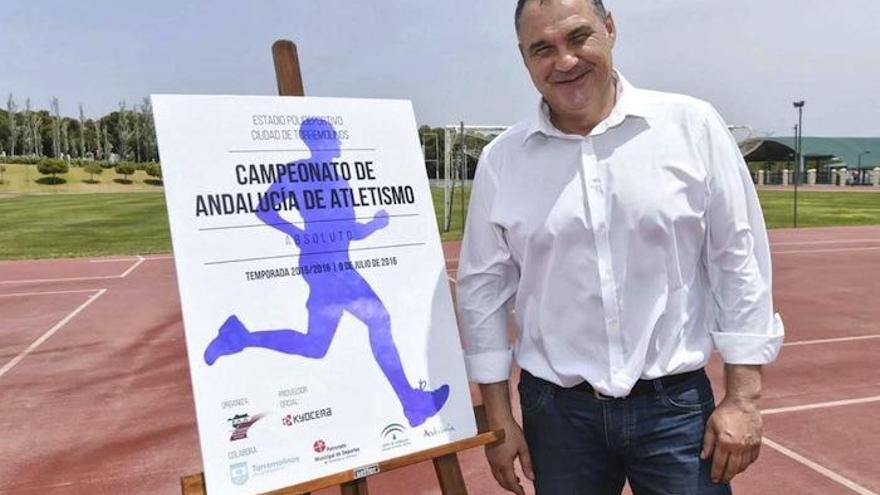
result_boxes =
[523,71,652,144]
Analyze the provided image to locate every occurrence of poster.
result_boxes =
[152,95,476,494]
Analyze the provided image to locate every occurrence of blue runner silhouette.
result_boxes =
[203,118,449,427]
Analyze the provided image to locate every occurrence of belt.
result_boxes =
[568,368,706,400]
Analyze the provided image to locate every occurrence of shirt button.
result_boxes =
[608,319,619,331]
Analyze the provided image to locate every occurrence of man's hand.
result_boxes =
[479,381,535,495]
[485,417,534,495]
[701,364,764,484]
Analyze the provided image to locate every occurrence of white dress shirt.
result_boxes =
[456,74,784,397]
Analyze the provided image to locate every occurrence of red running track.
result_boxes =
[1,226,879,494]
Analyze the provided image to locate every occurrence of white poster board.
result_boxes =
[152,95,476,495]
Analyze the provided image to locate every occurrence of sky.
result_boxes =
[2,0,878,137]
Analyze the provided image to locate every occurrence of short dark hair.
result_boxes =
[514,0,607,32]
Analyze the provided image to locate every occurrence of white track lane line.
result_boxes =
[772,238,880,247]
[0,289,107,380]
[784,335,880,347]
[764,396,880,416]
[143,255,174,261]
[0,256,145,285]
[774,246,880,255]
[119,255,145,278]
[0,289,103,298]
[89,254,174,263]
[0,274,125,285]
[762,437,878,495]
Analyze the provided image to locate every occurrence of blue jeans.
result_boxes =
[519,369,732,495]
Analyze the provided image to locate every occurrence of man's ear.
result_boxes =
[605,12,616,47]
[518,43,527,65]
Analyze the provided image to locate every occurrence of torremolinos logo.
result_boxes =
[381,423,411,451]
[229,462,248,486]
[228,412,265,441]
[282,407,333,427]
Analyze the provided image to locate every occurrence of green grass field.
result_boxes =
[0,188,877,260]
[0,193,170,260]
[758,190,880,228]
[0,162,162,195]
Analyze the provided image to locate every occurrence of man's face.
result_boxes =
[517,0,616,119]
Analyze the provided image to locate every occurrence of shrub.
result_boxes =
[37,158,69,183]
[115,162,136,182]
[83,163,104,182]
[0,155,41,165]
[145,163,162,179]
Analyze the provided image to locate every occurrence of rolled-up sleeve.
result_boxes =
[456,149,519,383]
[700,105,784,364]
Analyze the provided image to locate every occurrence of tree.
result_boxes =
[37,158,69,183]
[115,162,135,182]
[78,104,87,158]
[0,165,7,184]
[83,162,103,183]
[145,162,162,184]
[6,94,17,156]
[140,98,157,162]
[117,101,132,160]
[50,97,61,158]
[95,120,104,160]
[61,120,70,158]
[103,119,112,160]
[24,98,39,156]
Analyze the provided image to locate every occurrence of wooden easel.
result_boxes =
[179,39,503,495]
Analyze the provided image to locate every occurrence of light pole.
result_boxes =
[857,150,872,185]
[793,100,805,228]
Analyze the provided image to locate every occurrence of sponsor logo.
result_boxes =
[228,412,265,441]
[381,423,411,451]
[423,424,456,438]
[312,439,361,465]
[229,462,248,486]
[282,407,333,426]
[252,457,300,476]
[229,457,300,484]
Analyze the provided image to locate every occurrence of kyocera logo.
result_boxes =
[282,407,333,426]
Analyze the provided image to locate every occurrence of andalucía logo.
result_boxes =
[423,423,456,438]
[228,412,265,441]
[381,423,411,451]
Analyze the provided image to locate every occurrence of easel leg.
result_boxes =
[433,453,468,495]
[340,478,369,495]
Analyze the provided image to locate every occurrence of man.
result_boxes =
[456,1,784,494]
